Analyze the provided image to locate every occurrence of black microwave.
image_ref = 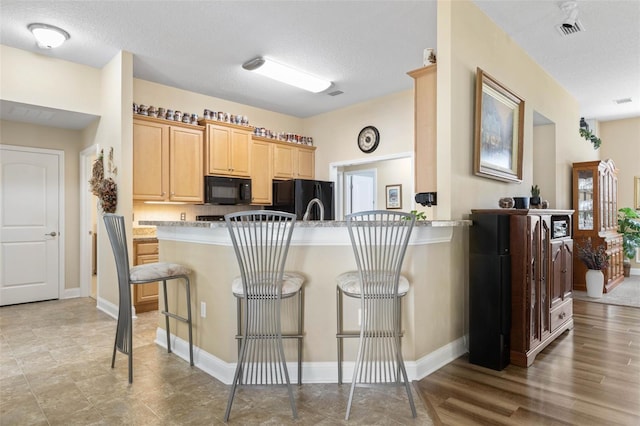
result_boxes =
[204,176,252,205]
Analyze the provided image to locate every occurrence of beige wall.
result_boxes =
[533,123,556,206]
[0,45,101,115]
[599,117,640,269]
[92,52,134,306]
[439,0,596,220]
[305,90,414,181]
[0,120,83,290]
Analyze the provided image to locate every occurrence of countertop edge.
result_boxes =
[139,219,472,228]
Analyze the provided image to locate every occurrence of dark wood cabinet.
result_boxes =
[572,160,624,293]
[470,209,574,368]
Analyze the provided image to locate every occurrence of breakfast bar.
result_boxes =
[140,218,471,384]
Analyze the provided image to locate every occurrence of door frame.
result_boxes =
[79,145,98,298]
[330,151,414,220]
[0,144,66,301]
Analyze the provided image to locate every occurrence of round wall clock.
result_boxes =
[357,126,380,153]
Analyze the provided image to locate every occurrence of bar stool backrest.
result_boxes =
[346,210,415,298]
[103,214,134,357]
[225,210,296,300]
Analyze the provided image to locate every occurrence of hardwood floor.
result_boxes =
[416,300,640,425]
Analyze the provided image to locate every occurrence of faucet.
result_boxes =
[303,198,325,221]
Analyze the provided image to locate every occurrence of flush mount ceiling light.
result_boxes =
[28,23,70,49]
[242,57,332,93]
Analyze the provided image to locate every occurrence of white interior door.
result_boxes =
[345,170,375,214]
[0,146,62,306]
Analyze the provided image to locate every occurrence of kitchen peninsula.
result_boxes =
[140,218,471,384]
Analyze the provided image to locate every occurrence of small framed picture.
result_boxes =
[385,184,402,209]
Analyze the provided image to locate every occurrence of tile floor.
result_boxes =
[0,298,434,425]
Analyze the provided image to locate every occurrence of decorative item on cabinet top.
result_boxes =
[133,103,252,127]
[252,126,314,146]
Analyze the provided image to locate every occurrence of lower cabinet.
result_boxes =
[133,238,158,313]
[470,209,574,369]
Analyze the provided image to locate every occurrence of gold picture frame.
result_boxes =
[385,184,402,209]
[473,68,525,182]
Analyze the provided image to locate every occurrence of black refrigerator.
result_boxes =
[271,179,335,220]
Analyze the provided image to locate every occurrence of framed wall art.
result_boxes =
[386,184,402,209]
[635,176,640,210]
[473,68,525,182]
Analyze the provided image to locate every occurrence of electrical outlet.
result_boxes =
[180,212,186,221]
[200,301,206,318]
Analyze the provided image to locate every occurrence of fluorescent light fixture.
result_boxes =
[28,23,69,49]
[242,57,332,93]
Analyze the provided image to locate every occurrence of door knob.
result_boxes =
[46,231,57,237]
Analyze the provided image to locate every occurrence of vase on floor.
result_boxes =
[585,269,604,298]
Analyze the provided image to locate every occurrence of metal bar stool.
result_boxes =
[336,210,416,420]
[103,214,193,383]
[224,210,303,421]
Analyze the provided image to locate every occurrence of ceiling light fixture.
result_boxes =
[242,57,332,93]
[28,23,69,49]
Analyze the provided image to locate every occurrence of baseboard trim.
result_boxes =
[96,297,118,320]
[155,328,466,385]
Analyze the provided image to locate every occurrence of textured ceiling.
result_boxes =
[0,0,638,129]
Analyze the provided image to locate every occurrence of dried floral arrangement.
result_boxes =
[89,150,104,196]
[576,238,609,270]
[90,148,118,213]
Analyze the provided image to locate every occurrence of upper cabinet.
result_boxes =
[133,116,204,203]
[250,139,273,205]
[272,140,315,180]
[572,159,624,293]
[202,121,251,177]
[408,64,437,194]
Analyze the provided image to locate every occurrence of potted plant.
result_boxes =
[530,185,541,208]
[617,207,640,277]
[576,238,609,298]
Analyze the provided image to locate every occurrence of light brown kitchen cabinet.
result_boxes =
[133,238,159,313]
[202,121,251,177]
[250,139,273,205]
[572,159,624,293]
[272,141,315,180]
[408,64,436,194]
[133,116,204,203]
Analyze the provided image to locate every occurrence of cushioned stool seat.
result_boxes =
[232,272,304,298]
[130,263,191,282]
[336,271,410,297]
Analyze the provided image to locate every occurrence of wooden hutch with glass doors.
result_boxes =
[572,159,624,293]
